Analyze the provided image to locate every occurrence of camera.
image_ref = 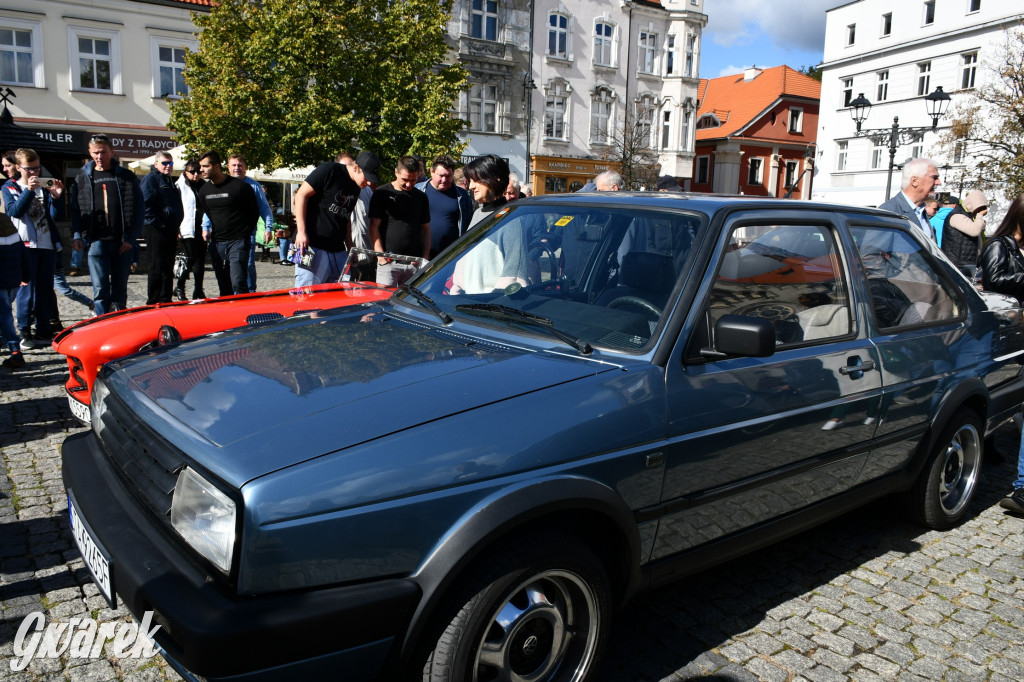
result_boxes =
[44,179,55,188]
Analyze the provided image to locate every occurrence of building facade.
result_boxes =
[527,0,707,193]
[690,66,820,199]
[814,0,1023,208]
[0,0,207,170]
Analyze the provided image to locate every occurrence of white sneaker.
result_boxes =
[821,419,842,431]
[19,337,36,351]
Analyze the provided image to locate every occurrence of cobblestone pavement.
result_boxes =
[2,256,1024,681]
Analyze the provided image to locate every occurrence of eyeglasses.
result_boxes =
[184,168,198,174]
[18,165,40,173]
[159,161,174,166]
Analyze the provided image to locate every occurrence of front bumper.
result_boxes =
[61,431,421,681]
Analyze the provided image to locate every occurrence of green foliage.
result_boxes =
[798,64,823,82]
[169,0,468,171]
[941,23,1024,201]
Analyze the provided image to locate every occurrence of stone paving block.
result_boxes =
[717,641,756,663]
[904,604,944,625]
[802,664,847,682]
[771,648,816,673]
[807,610,844,632]
[910,636,952,660]
[836,624,877,650]
[989,656,1024,679]
[812,631,856,657]
[745,656,789,682]
[854,652,903,678]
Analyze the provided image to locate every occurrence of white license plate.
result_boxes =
[68,491,115,608]
[68,394,91,423]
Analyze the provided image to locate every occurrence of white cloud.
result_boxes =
[705,0,841,54]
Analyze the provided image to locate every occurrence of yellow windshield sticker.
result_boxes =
[554,216,574,227]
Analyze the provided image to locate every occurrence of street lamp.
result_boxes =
[523,73,537,183]
[849,86,951,201]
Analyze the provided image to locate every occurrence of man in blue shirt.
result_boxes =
[415,155,473,258]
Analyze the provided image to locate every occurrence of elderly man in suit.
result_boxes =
[878,158,942,242]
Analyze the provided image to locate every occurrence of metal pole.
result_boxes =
[884,116,899,201]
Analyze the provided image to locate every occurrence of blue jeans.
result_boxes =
[15,247,56,338]
[278,238,291,263]
[88,240,132,315]
[70,238,88,269]
[294,248,347,287]
[1015,434,1024,489]
[0,287,19,352]
[213,237,250,295]
[247,239,258,292]
[54,267,93,309]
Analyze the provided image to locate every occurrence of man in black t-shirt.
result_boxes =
[292,150,381,286]
[369,156,431,286]
[197,151,258,296]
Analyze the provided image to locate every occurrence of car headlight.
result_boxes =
[90,378,109,437]
[171,467,237,574]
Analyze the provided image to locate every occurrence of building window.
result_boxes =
[469,83,498,132]
[872,142,885,170]
[917,61,931,96]
[69,27,120,93]
[0,22,41,87]
[635,95,656,146]
[953,142,965,163]
[961,52,977,89]
[747,158,763,185]
[153,41,189,98]
[697,155,710,183]
[470,0,498,41]
[910,144,923,159]
[680,111,691,151]
[785,160,799,188]
[876,70,889,101]
[591,87,613,144]
[696,113,719,129]
[788,107,803,134]
[638,31,658,74]
[968,0,981,12]
[544,80,568,140]
[923,1,935,25]
[548,13,569,59]
[594,21,614,67]
[842,78,853,107]
[545,176,567,193]
[666,35,676,76]
[662,111,672,148]
[685,34,696,77]
[837,141,848,171]
[881,13,892,37]
[847,24,856,46]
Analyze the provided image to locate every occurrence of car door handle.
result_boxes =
[839,360,876,375]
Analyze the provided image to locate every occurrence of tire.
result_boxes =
[908,409,983,529]
[422,533,610,682]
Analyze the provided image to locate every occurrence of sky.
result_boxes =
[700,0,848,78]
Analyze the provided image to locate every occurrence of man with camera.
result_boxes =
[2,148,64,349]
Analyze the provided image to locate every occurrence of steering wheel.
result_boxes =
[607,295,661,320]
[528,239,560,285]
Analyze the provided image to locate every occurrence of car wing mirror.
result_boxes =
[700,314,776,359]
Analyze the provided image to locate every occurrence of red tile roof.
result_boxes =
[696,65,821,141]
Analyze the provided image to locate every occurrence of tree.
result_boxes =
[169,0,468,172]
[798,65,823,82]
[594,99,662,190]
[940,23,1024,200]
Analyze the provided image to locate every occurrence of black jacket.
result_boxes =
[980,235,1024,302]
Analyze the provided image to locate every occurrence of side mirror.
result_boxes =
[701,314,776,359]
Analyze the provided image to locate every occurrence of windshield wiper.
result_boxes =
[455,303,592,355]
[398,285,453,325]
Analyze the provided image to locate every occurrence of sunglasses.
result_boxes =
[19,165,41,172]
[159,161,174,166]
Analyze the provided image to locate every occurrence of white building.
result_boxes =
[1,0,204,170]
[814,0,1022,208]
[528,0,707,193]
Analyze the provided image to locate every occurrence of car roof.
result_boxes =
[521,192,900,221]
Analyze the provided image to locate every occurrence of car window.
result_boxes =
[415,204,704,352]
[851,226,961,329]
[706,224,851,346]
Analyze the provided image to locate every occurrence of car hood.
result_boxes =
[107,307,619,487]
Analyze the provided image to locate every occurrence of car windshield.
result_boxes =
[406,203,705,353]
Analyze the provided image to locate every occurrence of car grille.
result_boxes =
[95,388,186,519]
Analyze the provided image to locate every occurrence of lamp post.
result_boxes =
[782,145,816,200]
[523,73,537,184]
[849,86,951,201]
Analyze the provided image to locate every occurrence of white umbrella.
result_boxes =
[128,144,189,172]
[248,165,314,183]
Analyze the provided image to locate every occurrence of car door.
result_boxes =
[651,212,883,562]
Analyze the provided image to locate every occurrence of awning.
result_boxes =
[0,106,84,159]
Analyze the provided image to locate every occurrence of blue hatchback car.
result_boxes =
[63,194,1024,681]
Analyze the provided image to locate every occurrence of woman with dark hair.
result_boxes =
[979,193,1024,516]
[463,154,509,228]
[175,159,207,299]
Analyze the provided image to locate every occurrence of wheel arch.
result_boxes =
[911,377,988,479]
[396,475,642,669]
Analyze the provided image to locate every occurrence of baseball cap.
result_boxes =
[355,151,381,185]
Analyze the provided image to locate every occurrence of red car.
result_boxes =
[53,279,394,422]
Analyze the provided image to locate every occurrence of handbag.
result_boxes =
[173,247,190,279]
